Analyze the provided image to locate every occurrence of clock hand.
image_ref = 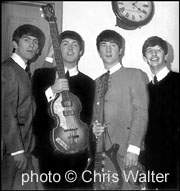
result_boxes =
[132,3,144,14]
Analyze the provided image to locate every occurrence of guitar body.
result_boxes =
[94,144,123,190]
[94,143,147,190]
[50,92,88,154]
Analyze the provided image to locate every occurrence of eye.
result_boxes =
[73,42,79,47]
[111,43,117,47]
[33,40,39,45]
[146,49,152,54]
[62,42,68,46]
[100,43,106,48]
[24,38,29,42]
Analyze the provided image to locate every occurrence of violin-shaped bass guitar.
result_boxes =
[41,4,88,154]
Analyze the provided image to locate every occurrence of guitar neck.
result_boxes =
[49,22,65,79]
[95,95,105,153]
[48,22,71,100]
[95,72,110,153]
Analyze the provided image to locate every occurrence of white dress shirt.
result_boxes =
[151,66,170,84]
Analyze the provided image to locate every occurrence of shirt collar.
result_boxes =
[11,53,27,70]
[108,63,122,75]
[65,65,78,77]
[151,66,170,83]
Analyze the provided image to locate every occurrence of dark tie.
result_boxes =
[153,75,158,84]
[104,71,110,94]
[65,71,70,78]
[25,65,31,78]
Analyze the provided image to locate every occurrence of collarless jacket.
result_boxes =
[92,67,149,156]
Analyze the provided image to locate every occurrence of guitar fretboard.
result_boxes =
[49,22,70,101]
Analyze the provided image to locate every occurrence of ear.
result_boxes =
[143,56,147,62]
[119,48,123,55]
[36,48,40,54]
[12,41,18,49]
[98,50,102,58]
[164,54,168,61]
[79,50,83,57]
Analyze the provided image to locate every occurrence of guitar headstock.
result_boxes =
[41,4,56,22]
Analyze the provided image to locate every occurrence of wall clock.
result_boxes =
[112,1,155,30]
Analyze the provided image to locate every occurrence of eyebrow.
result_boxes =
[22,35,38,41]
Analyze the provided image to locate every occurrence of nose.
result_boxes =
[68,44,73,50]
[29,41,34,48]
[106,45,111,53]
[151,49,157,56]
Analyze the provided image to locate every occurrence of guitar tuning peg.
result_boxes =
[41,13,44,18]
[40,7,42,11]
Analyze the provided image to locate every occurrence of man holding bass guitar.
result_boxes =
[32,30,95,190]
[91,30,149,190]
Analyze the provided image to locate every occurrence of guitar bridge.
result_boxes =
[63,110,75,116]
[62,100,72,107]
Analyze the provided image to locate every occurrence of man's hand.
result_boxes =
[13,153,27,172]
[123,152,138,169]
[92,121,106,138]
[51,78,69,94]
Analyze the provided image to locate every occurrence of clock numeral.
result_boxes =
[142,10,147,15]
[119,7,125,13]
[132,15,135,20]
[125,12,129,18]
[142,4,149,8]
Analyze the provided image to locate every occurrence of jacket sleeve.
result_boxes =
[128,70,149,149]
[2,65,24,154]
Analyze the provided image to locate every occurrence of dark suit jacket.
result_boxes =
[2,57,37,189]
[2,58,35,155]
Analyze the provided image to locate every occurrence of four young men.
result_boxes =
[2,23,178,190]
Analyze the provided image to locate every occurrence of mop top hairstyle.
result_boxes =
[96,29,123,51]
[58,30,84,52]
[12,24,46,55]
[142,36,168,57]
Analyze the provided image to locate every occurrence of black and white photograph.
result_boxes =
[1,1,179,190]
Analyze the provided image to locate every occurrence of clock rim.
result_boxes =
[112,1,155,27]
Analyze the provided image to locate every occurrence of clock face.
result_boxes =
[113,1,154,25]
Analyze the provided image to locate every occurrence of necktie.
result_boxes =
[104,71,110,94]
[65,71,70,78]
[25,65,31,78]
[153,75,158,84]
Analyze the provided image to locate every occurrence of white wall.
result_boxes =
[62,1,179,80]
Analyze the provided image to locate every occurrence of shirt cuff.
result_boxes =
[127,145,140,155]
[11,150,24,156]
[45,87,56,102]
[45,57,53,63]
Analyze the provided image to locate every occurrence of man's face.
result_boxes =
[60,38,82,66]
[144,45,167,71]
[98,41,122,69]
[13,35,39,62]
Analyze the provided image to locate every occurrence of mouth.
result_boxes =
[106,54,112,58]
[151,57,159,61]
[67,52,74,56]
[27,50,34,53]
